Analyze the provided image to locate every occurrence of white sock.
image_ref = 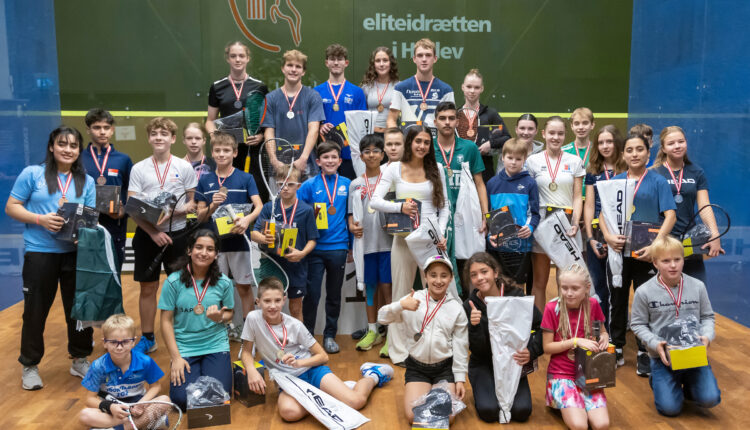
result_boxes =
[368,323,377,333]
[365,371,380,384]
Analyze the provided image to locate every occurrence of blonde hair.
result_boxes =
[570,107,594,123]
[282,49,308,70]
[556,264,593,340]
[275,165,301,182]
[183,122,207,139]
[210,130,238,150]
[654,125,692,167]
[649,235,684,261]
[413,38,436,55]
[101,314,136,338]
[465,68,483,82]
[501,138,527,158]
[258,276,285,298]
[146,117,177,136]
[224,41,251,59]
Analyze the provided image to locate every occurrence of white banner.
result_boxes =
[595,178,635,288]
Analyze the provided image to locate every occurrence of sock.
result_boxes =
[365,371,380,384]
[368,323,377,333]
[143,332,155,341]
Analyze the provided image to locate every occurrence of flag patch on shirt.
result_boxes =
[107,168,119,176]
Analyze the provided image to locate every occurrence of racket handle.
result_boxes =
[244,154,251,173]
[266,221,275,248]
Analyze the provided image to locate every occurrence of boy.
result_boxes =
[241,277,393,422]
[485,138,541,285]
[296,141,350,353]
[384,127,405,163]
[251,166,317,321]
[314,44,367,179]
[128,117,198,353]
[433,101,488,292]
[562,107,595,199]
[348,135,392,353]
[196,131,263,332]
[630,235,721,417]
[387,38,454,129]
[81,108,133,270]
[79,314,170,429]
[262,49,325,175]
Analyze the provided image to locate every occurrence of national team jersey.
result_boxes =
[392,76,454,127]
[314,80,367,160]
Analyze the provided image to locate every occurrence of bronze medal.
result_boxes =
[219,186,228,194]
[193,303,204,315]
[467,129,475,138]
[276,349,286,361]
[377,103,385,113]
[328,206,336,215]
[58,197,66,207]
[567,349,575,361]
[413,332,422,342]
[419,102,428,111]
[96,176,107,185]
[549,182,558,192]
[332,103,340,112]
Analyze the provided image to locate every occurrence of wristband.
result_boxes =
[99,399,114,415]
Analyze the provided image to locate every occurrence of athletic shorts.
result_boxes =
[132,227,189,283]
[545,377,607,411]
[294,365,332,389]
[217,251,254,286]
[364,251,392,285]
[404,356,454,384]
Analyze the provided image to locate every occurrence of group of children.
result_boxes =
[5,35,724,429]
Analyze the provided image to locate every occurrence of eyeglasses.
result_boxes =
[276,181,300,189]
[362,149,383,156]
[103,338,136,348]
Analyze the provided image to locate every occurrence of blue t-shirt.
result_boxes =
[653,163,709,235]
[10,165,96,253]
[196,169,259,252]
[297,173,350,250]
[157,272,234,358]
[253,199,318,288]
[393,76,454,127]
[81,350,164,400]
[612,170,676,224]
[261,86,326,149]
[313,80,367,160]
[81,143,133,238]
[584,169,615,218]
[486,169,540,252]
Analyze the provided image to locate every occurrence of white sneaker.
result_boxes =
[22,365,43,390]
[70,357,90,378]
[360,362,394,387]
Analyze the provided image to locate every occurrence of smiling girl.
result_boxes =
[361,47,400,134]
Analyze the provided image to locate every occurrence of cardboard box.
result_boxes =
[624,221,661,257]
[668,344,708,370]
[233,360,266,407]
[56,203,99,242]
[94,184,121,214]
[125,196,167,225]
[574,344,617,391]
[187,401,231,428]
[214,211,245,236]
[385,199,422,236]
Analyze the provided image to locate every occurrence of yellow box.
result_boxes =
[668,344,708,370]
[314,202,329,230]
[215,212,245,236]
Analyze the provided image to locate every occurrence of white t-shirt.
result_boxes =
[362,81,399,129]
[526,151,584,208]
[348,175,393,254]
[129,155,198,232]
[241,310,316,377]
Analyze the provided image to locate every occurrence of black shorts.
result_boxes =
[404,356,454,384]
[132,227,189,282]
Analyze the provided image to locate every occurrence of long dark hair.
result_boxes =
[44,126,86,197]
[172,230,223,288]
[402,126,444,209]
[463,252,519,295]
[361,46,399,87]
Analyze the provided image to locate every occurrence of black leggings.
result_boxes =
[468,362,532,423]
[609,257,653,350]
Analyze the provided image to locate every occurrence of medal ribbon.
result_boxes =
[419,293,447,335]
[462,107,478,135]
[414,75,435,107]
[281,87,301,116]
[603,164,612,181]
[228,75,246,105]
[326,80,346,106]
[187,265,209,307]
[263,317,288,350]
[90,145,111,179]
[574,143,592,168]
[216,167,234,190]
[321,173,339,211]
[658,275,684,318]
[185,155,205,182]
[152,155,172,189]
[57,173,73,200]
[437,141,456,168]
[628,170,648,200]
[280,198,299,227]
[665,161,684,196]
[568,305,583,341]
[363,173,382,202]
[544,151,563,185]
[376,82,390,105]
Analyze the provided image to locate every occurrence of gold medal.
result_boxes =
[193,303,204,315]
[368,204,375,214]
[96,176,107,185]
[333,103,340,111]
[377,103,384,112]
[276,349,286,361]
[567,349,575,361]
[631,205,636,215]
[219,186,228,194]
[419,102,428,111]
[549,182,558,192]
[446,169,453,178]
[328,206,336,215]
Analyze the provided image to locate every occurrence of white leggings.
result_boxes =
[388,235,423,364]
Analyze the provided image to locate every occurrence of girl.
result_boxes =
[205,41,269,198]
[370,126,450,366]
[583,125,627,330]
[463,252,542,423]
[158,229,234,411]
[378,255,468,424]
[527,116,585,311]
[6,126,96,390]
[361,46,400,134]
[603,133,676,375]
[515,113,545,158]
[182,122,216,180]
[652,126,724,281]
[542,264,609,430]
[460,69,511,182]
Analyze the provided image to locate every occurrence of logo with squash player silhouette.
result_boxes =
[229,0,302,52]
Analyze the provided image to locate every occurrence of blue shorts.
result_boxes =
[364,251,392,285]
[297,365,333,389]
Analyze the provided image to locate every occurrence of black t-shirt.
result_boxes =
[653,163,709,234]
[477,104,511,182]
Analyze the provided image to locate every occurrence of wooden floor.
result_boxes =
[1,275,749,430]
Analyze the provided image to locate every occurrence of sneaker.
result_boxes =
[615,348,624,367]
[323,337,340,354]
[134,336,158,354]
[379,339,389,358]
[356,330,384,351]
[636,351,651,377]
[70,358,90,378]
[22,365,43,390]
[378,324,387,336]
[360,362,394,387]
[351,328,368,340]
[344,380,356,390]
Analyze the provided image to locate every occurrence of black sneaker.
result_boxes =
[615,348,625,367]
[636,352,651,377]
[351,328,367,340]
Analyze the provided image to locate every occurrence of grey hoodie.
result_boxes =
[630,273,715,358]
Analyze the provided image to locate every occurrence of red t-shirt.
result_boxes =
[541,298,605,380]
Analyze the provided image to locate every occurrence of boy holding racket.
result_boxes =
[240,278,393,423]
[251,166,317,321]
[79,314,170,429]
[128,117,198,354]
